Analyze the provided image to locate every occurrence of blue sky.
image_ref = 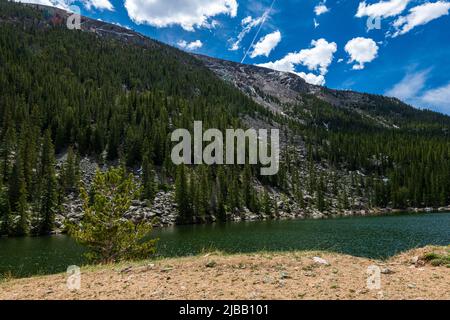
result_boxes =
[18,0,450,114]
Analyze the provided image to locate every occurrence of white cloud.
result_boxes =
[177,39,203,51]
[256,38,337,85]
[296,72,326,86]
[344,37,379,70]
[314,3,329,16]
[356,0,410,18]
[392,1,450,37]
[124,0,238,31]
[14,0,113,11]
[295,39,337,74]
[385,70,447,111]
[229,15,264,51]
[385,70,450,113]
[229,3,275,52]
[111,21,132,29]
[421,83,450,110]
[250,30,281,58]
[385,70,428,101]
[241,16,254,25]
[83,0,114,11]
[313,18,320,28]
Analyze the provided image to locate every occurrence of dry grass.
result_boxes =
[0,246,449,300]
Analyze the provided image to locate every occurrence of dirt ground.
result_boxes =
[1,246,449,300]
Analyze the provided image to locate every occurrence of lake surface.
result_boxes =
[1,212,449,278]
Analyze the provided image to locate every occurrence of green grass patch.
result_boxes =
[0,271,14,284]
[422,251,450,267]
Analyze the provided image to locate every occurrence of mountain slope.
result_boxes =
[196,54,450,133]
[1,1,450,237]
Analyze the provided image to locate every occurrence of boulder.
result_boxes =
[312,257,330,265]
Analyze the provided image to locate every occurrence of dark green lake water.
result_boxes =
[1,212,449,278]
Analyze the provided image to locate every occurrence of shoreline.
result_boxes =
[1,246,448,300]
[68,205,450,233]
[157,205,450,227]
[58,182,450,231]
[1,207,448,237]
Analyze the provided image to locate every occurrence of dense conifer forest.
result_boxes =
[1,1,450,237]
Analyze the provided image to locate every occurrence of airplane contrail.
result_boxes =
[241,0,277,64]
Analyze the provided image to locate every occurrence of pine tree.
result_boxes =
[242,165,252,207]
[262,189,272,216]
[14,181,29,236]
[214,175,226,221]
[316,173,327,212]
[37,130,58,235]
[60,146,79,194]
[190,171,199,217]
[0,181,11,235]
[19,124,38,193]
[0,126,16,183]
[197,166,210,219]
[227,174,241,211]
[296,188,306,209]
[8,153,23,213]
[107,121,120,161]
[5,147,29,236]
[175,165,192,224]
[141,155,156,202]
[338,187,350,211]
[242,165,259,212]
[68,167,158,263]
